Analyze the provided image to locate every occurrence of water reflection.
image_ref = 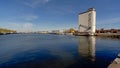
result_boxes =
[1,34,120,68]
[78,36,96,61]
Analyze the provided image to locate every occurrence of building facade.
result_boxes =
[78,8,96,35]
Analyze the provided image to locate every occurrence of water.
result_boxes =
[0,34,120,68]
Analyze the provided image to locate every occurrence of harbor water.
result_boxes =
[0,34,120,68]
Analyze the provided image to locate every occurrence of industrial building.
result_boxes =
[78,8,96,35]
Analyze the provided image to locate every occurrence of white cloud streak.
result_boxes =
[97,17,120,25]
[22,14,39,21]
[9,22,36,32]
[23,23,34,29]
[97,17,120,29]
[20,0,51,8]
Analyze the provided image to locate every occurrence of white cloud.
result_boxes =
[97,17,120,29]
[97,17,120,25]
[22,14,39,21]
[21,22,35,32]
[20,0,51,8]
[23,23,34,29]
[8,22,36,32]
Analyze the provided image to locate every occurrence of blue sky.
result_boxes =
[0,0,120,32]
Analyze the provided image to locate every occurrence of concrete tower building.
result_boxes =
[78,8,96,35]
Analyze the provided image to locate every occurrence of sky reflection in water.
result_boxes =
[0,34,120,68]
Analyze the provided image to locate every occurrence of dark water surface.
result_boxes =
[0,34,120,68]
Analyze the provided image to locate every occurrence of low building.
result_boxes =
[96,29,120,34]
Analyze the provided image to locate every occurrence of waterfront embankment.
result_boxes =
[95,33,120,38]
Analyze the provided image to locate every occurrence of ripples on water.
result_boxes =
[0,34,120,68]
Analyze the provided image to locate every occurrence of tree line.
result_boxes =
[0,28,16,33]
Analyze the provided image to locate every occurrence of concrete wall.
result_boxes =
[78,8,96,35]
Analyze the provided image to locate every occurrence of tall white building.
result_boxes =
[78,8,96,35]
